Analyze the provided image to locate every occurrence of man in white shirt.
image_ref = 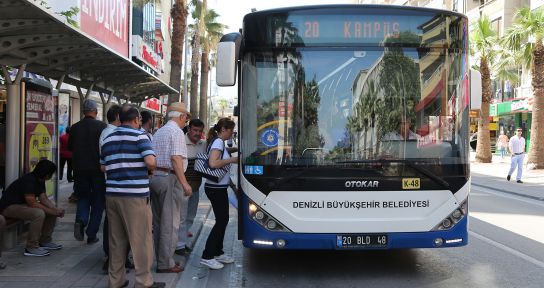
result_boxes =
[507,128,526,183]
[175,119,206,255]
[149,102,192,273]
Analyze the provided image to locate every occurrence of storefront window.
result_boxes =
[499,115,515,137]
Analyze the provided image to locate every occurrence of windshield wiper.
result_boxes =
[335,159,450,189]
[267,166,353,191]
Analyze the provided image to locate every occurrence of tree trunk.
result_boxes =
[190,33,200,117]
[475,57,493,163]
[169,0,188,105]
[199,50,209,128]
[528,40,544,169]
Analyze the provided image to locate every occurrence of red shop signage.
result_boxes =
[145,98,161,112]
[81,0,130,57]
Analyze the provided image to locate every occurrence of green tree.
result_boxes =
[377,49,420,139]
[199,8,225,128]
[169,0,189,105]
[217,98,228,117]
[471,16,497,163]
[188,0,206,117]
[503,7,544,169]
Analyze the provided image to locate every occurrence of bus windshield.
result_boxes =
[240,46,469,176]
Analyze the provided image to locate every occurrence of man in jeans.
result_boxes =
[69,99,107,244]
[0,160,64,256]
[175,119,206,255]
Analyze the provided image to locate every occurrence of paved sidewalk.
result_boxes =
[0,179,211,288]
[470,151,544,200]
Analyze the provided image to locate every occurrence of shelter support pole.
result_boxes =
[2,64,26,187]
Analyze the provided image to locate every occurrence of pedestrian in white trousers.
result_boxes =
[507,128,526,183]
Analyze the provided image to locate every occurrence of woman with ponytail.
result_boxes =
[200,118,238,270]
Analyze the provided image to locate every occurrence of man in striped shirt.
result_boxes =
[101,104,163,288]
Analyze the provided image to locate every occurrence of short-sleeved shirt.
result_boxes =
[101,125,155,197]
[152,121,188,171]
[0,173,44,212]
[100,124,118,148]
[205,138,231,186]
[185,134,207,181]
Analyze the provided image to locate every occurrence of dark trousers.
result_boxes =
[103,215,109,256]
[74,171,105,240]
[59,157,73,181]
[202,185,229,260]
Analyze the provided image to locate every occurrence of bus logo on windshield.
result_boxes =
[345,180,379,188]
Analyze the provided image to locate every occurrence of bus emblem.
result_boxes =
[345,180,379,188]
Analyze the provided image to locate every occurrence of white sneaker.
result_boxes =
[200,258,224,270]
[215,254,234,264]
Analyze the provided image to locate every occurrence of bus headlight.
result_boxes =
[432,199,468,231]
[255,211,265,220]
[266,220,277,230]
[248,201,290,232]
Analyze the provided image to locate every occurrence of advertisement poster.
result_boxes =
[25,89,58,197]
[58,92,70,135]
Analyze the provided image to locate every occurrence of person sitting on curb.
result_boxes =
[0,160,65,257]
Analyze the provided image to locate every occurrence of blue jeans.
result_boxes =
[74,171,106,240]
[499,147,507,158]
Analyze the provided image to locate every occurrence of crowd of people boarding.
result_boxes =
[0,99,238,288]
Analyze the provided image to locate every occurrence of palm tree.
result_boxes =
[169,0,189,105]
[503,7,544,169]
[187,0,206,117]
[217,98,228,117]
[199,8,225,128]
[471,16,497,163]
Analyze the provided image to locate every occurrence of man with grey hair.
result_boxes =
[150,102,192,273]
[69,99,107,244]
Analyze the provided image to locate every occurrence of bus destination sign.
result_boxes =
[271,14,430,45]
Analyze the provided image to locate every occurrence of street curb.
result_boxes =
[170,202,213,288]
[472,183,544,202]
[188,203,213,250]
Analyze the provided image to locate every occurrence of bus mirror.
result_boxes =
[470,69,482,110]
[217,42,237,86]
[216,33,242,87]
[233,105,239,116]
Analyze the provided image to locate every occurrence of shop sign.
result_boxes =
[489,103,497,116]
[47,0,130,57]
[489,122,497,131]
[144,98,161,113]
[510,99,529,112]
[132,35,160,73]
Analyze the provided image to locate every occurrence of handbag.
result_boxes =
[194,138,230,182]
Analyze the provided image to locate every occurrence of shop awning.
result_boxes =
[0,0,177,102]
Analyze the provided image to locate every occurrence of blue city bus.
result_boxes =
[216,5,481,250]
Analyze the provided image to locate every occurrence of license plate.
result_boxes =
[337,234,388,248]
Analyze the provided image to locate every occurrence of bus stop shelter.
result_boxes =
[0,0,177,187]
